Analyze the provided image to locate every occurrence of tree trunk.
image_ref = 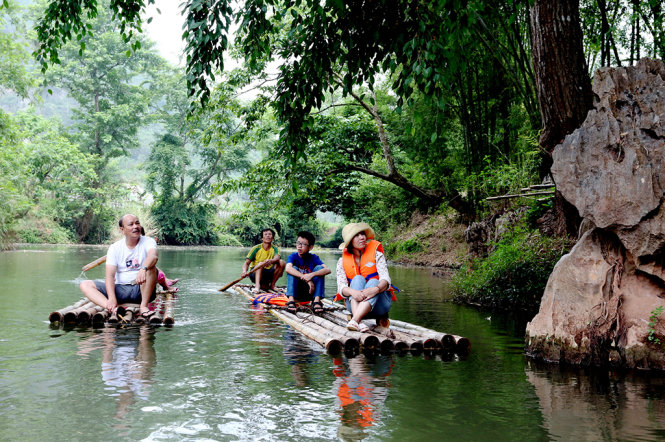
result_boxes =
[530,0,593,236]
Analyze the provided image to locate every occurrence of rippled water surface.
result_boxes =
[1,245,665,441]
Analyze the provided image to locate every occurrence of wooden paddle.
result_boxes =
[219,259,270,292]
[82,255,107,272]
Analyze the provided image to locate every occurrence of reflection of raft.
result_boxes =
[232,284,470,357]
[48,290,178,327]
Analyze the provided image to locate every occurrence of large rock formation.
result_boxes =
[526,59,665,369]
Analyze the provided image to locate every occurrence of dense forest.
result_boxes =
[2,1,664,305]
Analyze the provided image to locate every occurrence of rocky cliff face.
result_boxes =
[526,59,665,369]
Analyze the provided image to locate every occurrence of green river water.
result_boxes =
[1,244,665,441]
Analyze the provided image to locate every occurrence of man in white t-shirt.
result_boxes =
[80,214,159,319]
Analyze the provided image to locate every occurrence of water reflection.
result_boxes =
[77,326,156,427]
[283,329,320,387]
[526,361,665,440]
[333,354,393,440]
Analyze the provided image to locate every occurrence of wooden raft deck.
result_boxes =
[47,290,178,327]
[232,284,470,357]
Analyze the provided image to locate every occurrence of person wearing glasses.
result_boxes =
[284,231,331,314]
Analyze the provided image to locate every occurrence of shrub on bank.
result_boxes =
[451,225,569,313]
[14,217,74,244]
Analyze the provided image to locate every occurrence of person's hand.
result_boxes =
[106,299,118,312]
[301,273,314,282]
[349,289,364,302]
[360,287,378,299]
[307,280,315,294]
[136,268,146,285]
[241,271,248,278]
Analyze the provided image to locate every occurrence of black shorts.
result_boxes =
[249,266,275,285]
[94,280,156,304]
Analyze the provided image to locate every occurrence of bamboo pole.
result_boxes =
[82,255,106,272]
[49,299,88,322]
[320,310,395,354]
[120,307,136,324]
[322,310,408,354]
[219,260,269,292]
[233,286,348,354]
[92,309,109,326]
[78,305,103,325]
[294,311,381,353]
[388,319,461,351]
[485,190,554,201]
[64,301,95,324]
[147,295,165,324]
[163,293,175,325]
[276,309,346,354]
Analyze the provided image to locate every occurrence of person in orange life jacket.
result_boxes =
[336,223,393,332]
[241,228,286,293]
[284,231,331,314]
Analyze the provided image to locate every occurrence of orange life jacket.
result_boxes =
[335,240,397,301]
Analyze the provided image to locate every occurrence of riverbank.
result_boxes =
[384,212,467,270]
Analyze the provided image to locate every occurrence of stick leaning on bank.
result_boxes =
[218,259,269,292]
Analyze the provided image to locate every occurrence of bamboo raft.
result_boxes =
[231,284,470,357]
[48,290,178,327]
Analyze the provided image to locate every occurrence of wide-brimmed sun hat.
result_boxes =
[338,222,375,250]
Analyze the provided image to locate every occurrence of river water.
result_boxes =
[1,244,665,441]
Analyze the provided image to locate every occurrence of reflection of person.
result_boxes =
[80,214,158,320]
[77,326,156,423]
[333,354,392,439]
[284,231,331,314]
[336,223,395,332]
[241,228,286,293]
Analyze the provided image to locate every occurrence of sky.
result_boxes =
[144,3,186,66]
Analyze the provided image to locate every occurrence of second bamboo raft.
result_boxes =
[231,284,470,357]
[48,289,178,327]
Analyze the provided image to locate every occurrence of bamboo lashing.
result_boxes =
[82,255,106,272]
[219,259,270,292]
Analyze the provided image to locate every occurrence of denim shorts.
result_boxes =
[94,280,155,304]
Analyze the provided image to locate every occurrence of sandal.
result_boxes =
[357,322,369,333]
[311,300,324,314]
[347,319,359,331]
[285,301,297,314]
[140,310,155,319]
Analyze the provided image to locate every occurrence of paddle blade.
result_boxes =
[219,276,243,292]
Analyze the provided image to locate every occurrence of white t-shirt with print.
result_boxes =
[106,236,157,284]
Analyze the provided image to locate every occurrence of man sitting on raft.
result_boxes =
[241,228,286,293]
[284,231,331,314]
[79,214,158,319]
[336,223,395,332]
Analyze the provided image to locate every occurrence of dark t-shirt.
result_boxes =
[287,252,323,273]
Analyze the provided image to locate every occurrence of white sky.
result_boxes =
[144,3,186,66]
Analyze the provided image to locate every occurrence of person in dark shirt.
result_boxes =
[284,231,331,314]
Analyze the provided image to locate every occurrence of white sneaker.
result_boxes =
[347,319,359,331]
[357,322,369,333]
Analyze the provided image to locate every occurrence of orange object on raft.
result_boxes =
[251,293,309,306]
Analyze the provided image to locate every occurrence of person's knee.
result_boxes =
[80,280,94,291]
[349,275,366,290]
